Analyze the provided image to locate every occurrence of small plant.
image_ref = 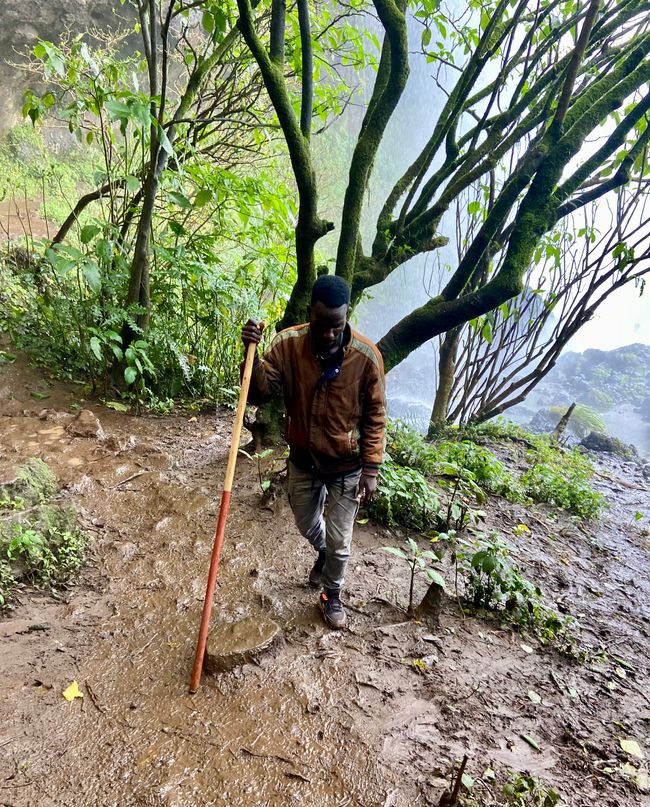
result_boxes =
[368,461,443,531]
[239,447,276,494]
[501,771,564,806]
[0,560,15,607]
[456,530,577,649]
[382,537,445,616]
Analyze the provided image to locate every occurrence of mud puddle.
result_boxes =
[1,350,649,806]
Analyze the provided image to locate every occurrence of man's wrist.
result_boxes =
[361,464,380,477]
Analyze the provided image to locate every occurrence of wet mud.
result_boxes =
[1,351,649,806]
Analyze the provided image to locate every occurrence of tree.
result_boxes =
[24,0,271,346]
[438,174,650,428]
[236,0,650,373]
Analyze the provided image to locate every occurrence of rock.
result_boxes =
[527,410,557,435]
[580,431,637,458]
[38,409,68,422]
[204,615,281,674]
[66,409,105,439]
[103,434,137,452]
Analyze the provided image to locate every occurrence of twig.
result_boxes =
[451,680,482,703]
[85,681,107,714]
[240,746,296,765]
[112,471,147,489]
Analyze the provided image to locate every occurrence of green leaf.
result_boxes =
[382,547,407,559]
[80,224,100,244]
[125,175,141,193]
[425,569,446,589]
[30,391,50,400]
[82,260,101,292]
[89,336,102,362]
[33,43,47,59]
[468,200,481,215]
[461,773,474,791]
[520,734,541,752]
[528,690,541,704]
[202,11,215,33]
[124,366,137,385]
[194,189,213,208]
[168,191,192,209]
[356,517,369,525]
[422,27,432,47]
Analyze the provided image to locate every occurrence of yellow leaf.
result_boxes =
[517,524,530,532]
[411,658,426,673]
[188,416,197,423]
[62,680,84,702]
[560,557,570,566]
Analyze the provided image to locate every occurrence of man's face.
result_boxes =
[309,300,348,356]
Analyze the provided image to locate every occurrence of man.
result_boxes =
[241,275,386,629]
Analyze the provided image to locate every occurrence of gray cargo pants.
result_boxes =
[287,462,361,591]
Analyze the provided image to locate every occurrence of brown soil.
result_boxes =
[0,353,648,807]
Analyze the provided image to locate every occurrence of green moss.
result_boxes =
[0,465,88,607]
[1,458,58,509]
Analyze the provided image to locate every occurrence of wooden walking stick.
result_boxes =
[189,339,258,694]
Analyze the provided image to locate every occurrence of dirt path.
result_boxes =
[1,353,649,806]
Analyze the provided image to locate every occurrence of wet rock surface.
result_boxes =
[1,349,649,806]
[205,615,282,673]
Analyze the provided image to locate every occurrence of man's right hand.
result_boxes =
[241,319,264,347]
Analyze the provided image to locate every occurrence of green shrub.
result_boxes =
[368,461,443,531]
[386,420,438,473]
[520,443,605,518]
[434,440,520,498]
[0,560,15,607]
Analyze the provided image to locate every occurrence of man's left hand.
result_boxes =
[358,473,378,504]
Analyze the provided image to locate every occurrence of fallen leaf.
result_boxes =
[620,739,644,759]
[560,557,570,566]
[356,518,369,525]
[104,401,129,412]
[520,644,534,654]
[188,416,198,422]
[568,687,579,699]
[411,658,426,674]
[62,681,84,702]
[521,734,541,752]
[528,690,541,704]
[483,768,496,782]
[461,773,474,790]
[30,391,51,400]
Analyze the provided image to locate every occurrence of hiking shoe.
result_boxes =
[318,589,347,630]
[308,550,327,588]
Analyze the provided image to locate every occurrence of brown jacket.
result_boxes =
[248,323,386,476]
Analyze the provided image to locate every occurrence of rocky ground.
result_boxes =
[1,351,649,807]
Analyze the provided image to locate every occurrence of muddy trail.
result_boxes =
[1,353,649,807]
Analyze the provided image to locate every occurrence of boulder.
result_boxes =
[580,431,637,458]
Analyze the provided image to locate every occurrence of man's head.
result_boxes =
[308,275,350,357]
